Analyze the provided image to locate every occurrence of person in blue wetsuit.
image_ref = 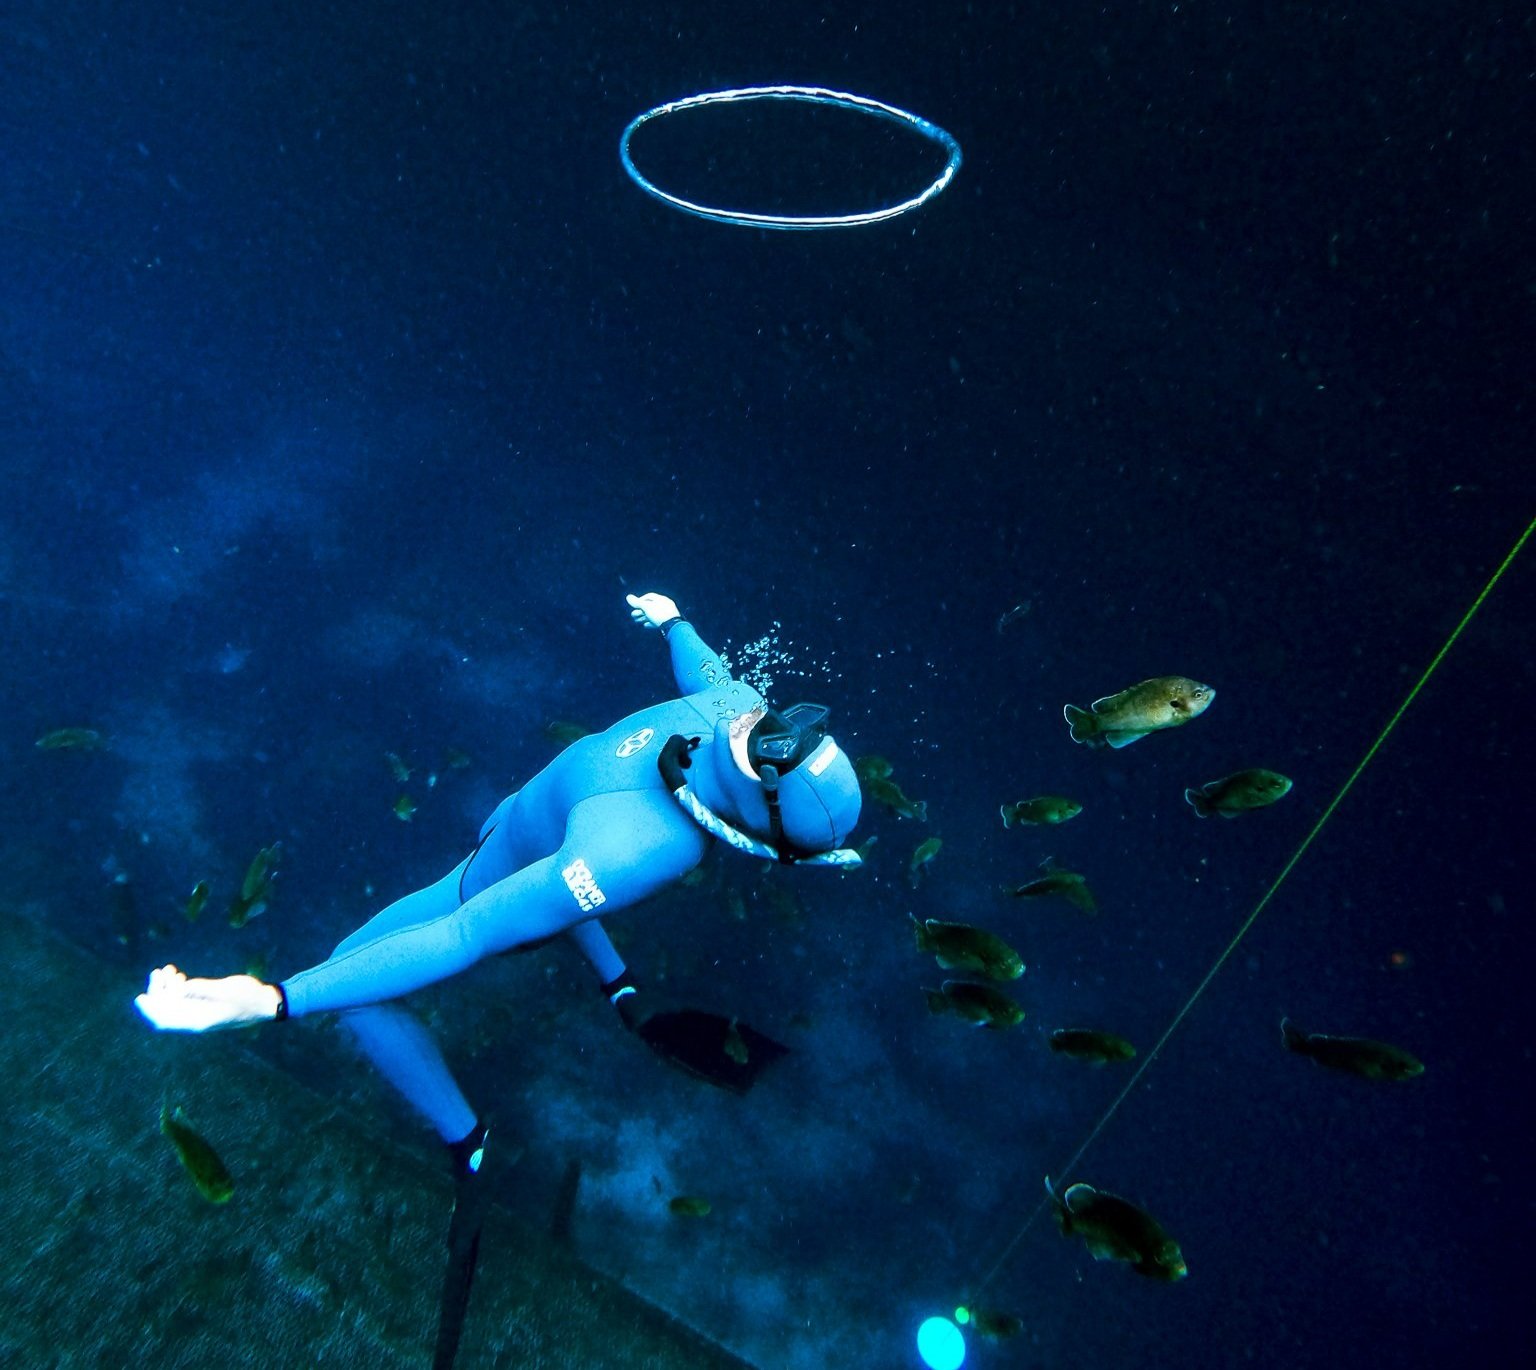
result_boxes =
[134,591,863,1176]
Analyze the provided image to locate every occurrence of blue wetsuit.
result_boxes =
[280,621,766,1143]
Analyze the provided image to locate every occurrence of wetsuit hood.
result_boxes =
[772,734,863,852]
[700,714,861,854]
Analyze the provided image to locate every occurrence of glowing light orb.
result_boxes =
[916,1315,966,1370]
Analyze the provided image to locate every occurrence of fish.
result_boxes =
[865,775,928,822]
[723,1018,749,1065]
[1185,769,1293,817]
[1049,1027,1137,1065]
[1063,676,1215,749]
[853,754,893,781]
[668,1195,712,1217]
[964,1306,1024,1340]
[443,746,473,770]
[995,602,1031,634]
[160,1102,235,1204]
[227,896,264,930]
[908,836,943,884]
[1007,858,1097,915]
[1000,795,1082,827]
[183,880,210,923]
[229,843,281,928]
[384,751,413,783]
[544,720,591,745]
[393,793,417,822]
[241,844,281,904]
[1281,1018,1424,1080]
[35,727,105,751]
[108,871,138,950]
[922,980,1025,1029]
[912,916,1024,981]
[1047,1177,1186,1280]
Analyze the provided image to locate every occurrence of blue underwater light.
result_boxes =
[916,1315,965,1370]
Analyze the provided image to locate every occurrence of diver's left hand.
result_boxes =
[134,964,283,1032]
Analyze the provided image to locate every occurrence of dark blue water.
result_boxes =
[3,2,1530,1366]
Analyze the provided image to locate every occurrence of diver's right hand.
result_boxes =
[134,964,284,1032]
[626,592,680,630]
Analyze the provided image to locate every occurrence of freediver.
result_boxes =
[134,591,865,1178]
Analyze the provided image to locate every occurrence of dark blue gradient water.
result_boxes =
[2,3,1529,1366]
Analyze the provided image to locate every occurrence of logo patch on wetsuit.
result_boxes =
[561,858,607,912]
[615,727,655,758]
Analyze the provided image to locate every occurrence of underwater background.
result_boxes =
[2,2,1531,1367]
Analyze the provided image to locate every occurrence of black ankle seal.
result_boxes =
[600,972,637,1002]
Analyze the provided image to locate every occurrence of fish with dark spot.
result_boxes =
[160,1102,234,1204]
[1000,795,1082,827]
[668,1195,712,1217]
[923,980,1025,1029]
[1185,769,1292,817]
[912,916,1024,981]
[1064,676,1214,749]
[908,837,943,884]
[1047,1177,1186,1280]
[183,880,210,923]
[1049,1028,1136,1065]
[866,775,928,822]
[853,754,893,781]
[35,727,105,751]
[1281,1018,1424,1080]
[1007,858,1097,915]
[964,1306,1024,1339]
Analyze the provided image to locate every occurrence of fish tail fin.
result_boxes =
[923,988,948,1015]
[1281,1018,1308,1054]
[999,804,1015,830]
[1184,788,1212,817]
[1063,704,1097,745]
[910,915,929,951]
[913,800,929,822]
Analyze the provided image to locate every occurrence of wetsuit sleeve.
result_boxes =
[664,620,731,695]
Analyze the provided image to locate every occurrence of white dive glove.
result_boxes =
[626,592,681,630]
[134,964,283,1032]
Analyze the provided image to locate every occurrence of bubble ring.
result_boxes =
[619,85,962,230]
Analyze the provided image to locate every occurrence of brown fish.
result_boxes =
[912,916,1025,981]
[923,980,1025,1029]
[1186,769,1292,817]
[1281,1018,1423,1080]
[1064,676,1215,749]
[1007,858,1097,915]
[1047,1177,1186,1280]
[1048,1028,1136,1065]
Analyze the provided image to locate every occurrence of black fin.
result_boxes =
[636,1009,790,1094]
